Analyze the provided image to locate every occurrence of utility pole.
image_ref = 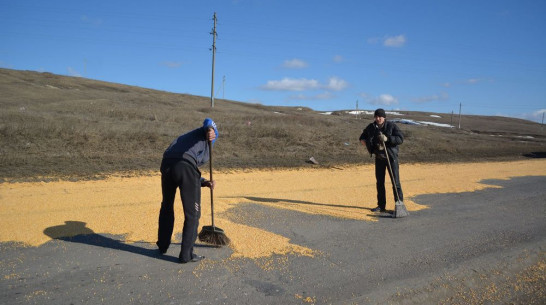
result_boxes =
[458,103,462,129]
[451,110,454,126]
[355,100,359,119]
[222,75,225,100]
[210,12,217,108]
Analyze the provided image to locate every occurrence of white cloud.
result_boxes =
[369,94,399,106]
[445,78,493,87]
[261,77,348,92]
[384,35,406,47]
[367,35,407,47]
[511,109,546,123]
[531,109,546,121]
[282,58,308,69]
[324,76,348,91]
[289,92,334,100]
[261,78,319,91]
[412,92,449,103]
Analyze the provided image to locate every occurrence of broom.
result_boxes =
[380,135,409,218]
[198,139,230,246]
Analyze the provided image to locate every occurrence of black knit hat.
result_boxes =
[374,108,386,118]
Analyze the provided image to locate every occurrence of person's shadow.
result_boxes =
[242,196,371,211]
[43,221,179,263]
[242,196,395,218]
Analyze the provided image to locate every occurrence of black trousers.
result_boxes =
[375,156,404,209]
[157,159,201,261]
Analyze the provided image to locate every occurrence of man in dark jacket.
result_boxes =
[157,118,218,263]
[359,109,404,213]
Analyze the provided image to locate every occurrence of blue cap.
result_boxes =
[203,118,218,144]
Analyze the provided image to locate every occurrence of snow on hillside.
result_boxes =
[324,111,454,128]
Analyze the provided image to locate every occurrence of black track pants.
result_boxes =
[375,156,403,209]
[157,159,201,261]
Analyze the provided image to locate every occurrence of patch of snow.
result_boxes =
[344,110,404,116]
[347,110,374,115]
[392,119,453,128]
[430,115,441,118]
[418,121,453,128]
[320,112,333,115]
[392,119,421,125]
[386,111,403,116]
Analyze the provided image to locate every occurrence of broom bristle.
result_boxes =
[393,201,409,218]
[198,226,230,246]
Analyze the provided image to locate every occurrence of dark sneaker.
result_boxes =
[179,255,205,264]
[371,206,386,213]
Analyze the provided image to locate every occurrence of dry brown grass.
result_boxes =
[1,68,545,181]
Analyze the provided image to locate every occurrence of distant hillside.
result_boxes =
[1,68,545,181]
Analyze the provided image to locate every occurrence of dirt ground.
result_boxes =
[1,160,545,259]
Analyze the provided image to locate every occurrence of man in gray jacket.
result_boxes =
[359,109,404,213]
[157,118,218,263]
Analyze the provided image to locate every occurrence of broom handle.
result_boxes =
[208,140,215,227]
[381,139,401,201]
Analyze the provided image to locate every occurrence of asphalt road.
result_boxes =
[1,176,545,305]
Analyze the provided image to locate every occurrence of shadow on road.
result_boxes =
[43,221,179,263]
[243,196,372,211]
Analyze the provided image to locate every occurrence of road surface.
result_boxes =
[1,175,544,304]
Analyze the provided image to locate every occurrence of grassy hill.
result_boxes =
[1,68,545,182]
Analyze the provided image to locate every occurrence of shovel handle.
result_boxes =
[381,140,401,202]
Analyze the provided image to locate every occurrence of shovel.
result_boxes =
[380,138,409,218]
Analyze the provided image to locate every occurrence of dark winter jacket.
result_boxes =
[163,127,211,168]
[359,120,404,159]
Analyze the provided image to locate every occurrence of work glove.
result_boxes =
[203,118,218,144]
[379,132,388,143]
[201,179,215,189]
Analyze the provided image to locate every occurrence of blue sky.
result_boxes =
[2,0,545,122]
